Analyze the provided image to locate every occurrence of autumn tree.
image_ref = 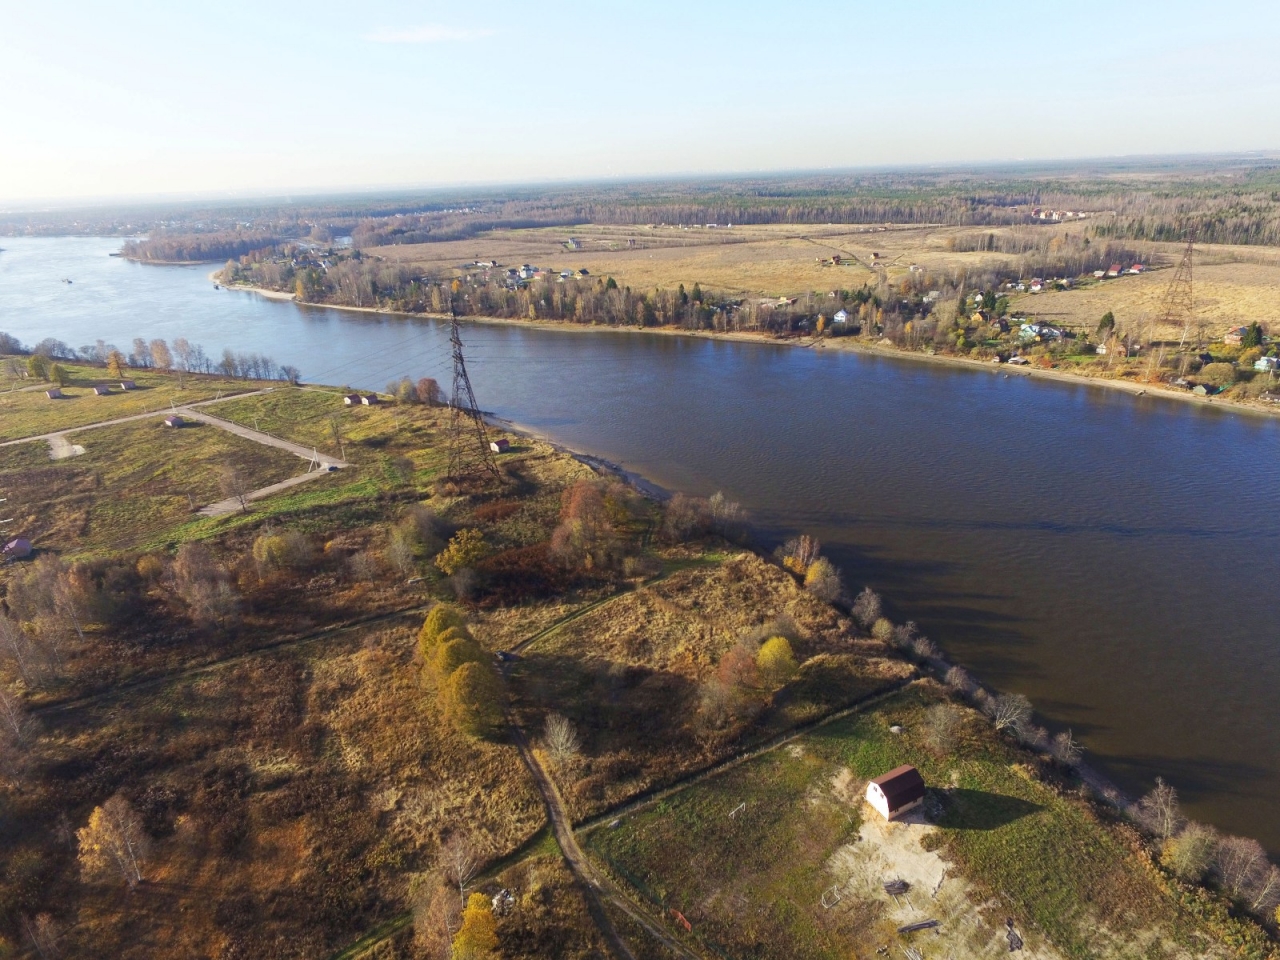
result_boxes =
[777,534,820,575]
[434,634,485,681]
[418,377,443,405]
[757,636,797,687]
[149,338,172,370]
[452,892,499,960]
[106,350,126,378]
[77,794,150,887]
[410,872,459,958]
[804,557,843,603]
[436,529,488,577]
[171,542,239,627]
[443,662,502,737]
[1161,822,1218,882]
[419,604,469,658]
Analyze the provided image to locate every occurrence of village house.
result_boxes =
[1224,326,1250,345]
[1020,321,1063,341]
[342,394,361,406]
[865,765,926,821]
[832,309,850,324]
[1106,264,1123,277]
[1255,356,1279,372]
[489,438,511,454]
[361,394,379,405]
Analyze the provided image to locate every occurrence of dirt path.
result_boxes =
[196,470,340,517]
[505,696,702,960]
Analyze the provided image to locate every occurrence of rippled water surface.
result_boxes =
[3,236,1280,849]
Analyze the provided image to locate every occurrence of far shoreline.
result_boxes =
[217,275,1280,424]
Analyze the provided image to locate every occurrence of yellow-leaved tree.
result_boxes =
[419,604,469,658]
[436,530,488,577]
[756,636,798,688]
[451,892,498,959]
[444,662,503,738]
[77,794,150,887]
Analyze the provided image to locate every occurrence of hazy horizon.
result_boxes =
[3,0,1279,204]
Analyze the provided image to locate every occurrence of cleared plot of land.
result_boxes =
[0,417,305,555]
[503,551,911,821]
[22,620,543,960]
[587,685,1233,960]
[0,363,259,441]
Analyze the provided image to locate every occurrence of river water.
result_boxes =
[3,236,1279,850]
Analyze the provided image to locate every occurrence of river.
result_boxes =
[3,236,1279,851]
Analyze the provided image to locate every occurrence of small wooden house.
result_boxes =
[361,395,379,406]
[866,765,926,821]
[163,414,187,428]
[2,538,33,560]
[342,394,361,406]
[92,385,111,396]
[119,380,136,390]
[45,387,63,399]
[489,439,511,454]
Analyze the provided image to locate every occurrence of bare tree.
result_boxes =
[988,692,1033,735]
[944,665,974,694]
[171,543,239,627]
[923,703,962,754]
[1051,729,1082,766]
[409,871,458,959]
[219,463,251,514]
[77,793,151,887]
[544,713,581,768]
[1215,834,1270,900]
[1135,777,1185,841]
[440,832,480,906]
[0,686,34,746]
[851,587,882,629]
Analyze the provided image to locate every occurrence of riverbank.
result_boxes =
[220,278,1280,422]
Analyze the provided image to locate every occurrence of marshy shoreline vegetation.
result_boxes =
[3,346,1280,957]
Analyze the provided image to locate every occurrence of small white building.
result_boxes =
[490,438,511,454]
[866,765,926,821]
[1255,356,1279,372]
[832,309,850,324]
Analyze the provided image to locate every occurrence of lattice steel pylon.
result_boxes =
[1161,236,1195,348]
[446,315,500,485]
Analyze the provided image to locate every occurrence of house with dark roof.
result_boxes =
[866,765,926,821]
[3,538,32,560]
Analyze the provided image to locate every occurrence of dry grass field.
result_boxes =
[366,224,1280,337]
[503,551,912,821]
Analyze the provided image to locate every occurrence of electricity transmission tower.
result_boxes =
[446,316,500,485]
[1161,236,1196,348]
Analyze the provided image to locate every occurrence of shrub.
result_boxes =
[252,530,314,574]
[870,618,895,644]
[757,636,798,687]
[1199,362,1237,387]
[851,587,881,629]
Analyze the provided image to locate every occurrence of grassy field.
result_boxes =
[586,684,1255,960]
[0,362,261,441]
[0,417,305,555]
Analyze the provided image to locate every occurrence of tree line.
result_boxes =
[0,331,298,383]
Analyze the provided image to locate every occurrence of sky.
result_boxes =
[2,0,1280,204]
